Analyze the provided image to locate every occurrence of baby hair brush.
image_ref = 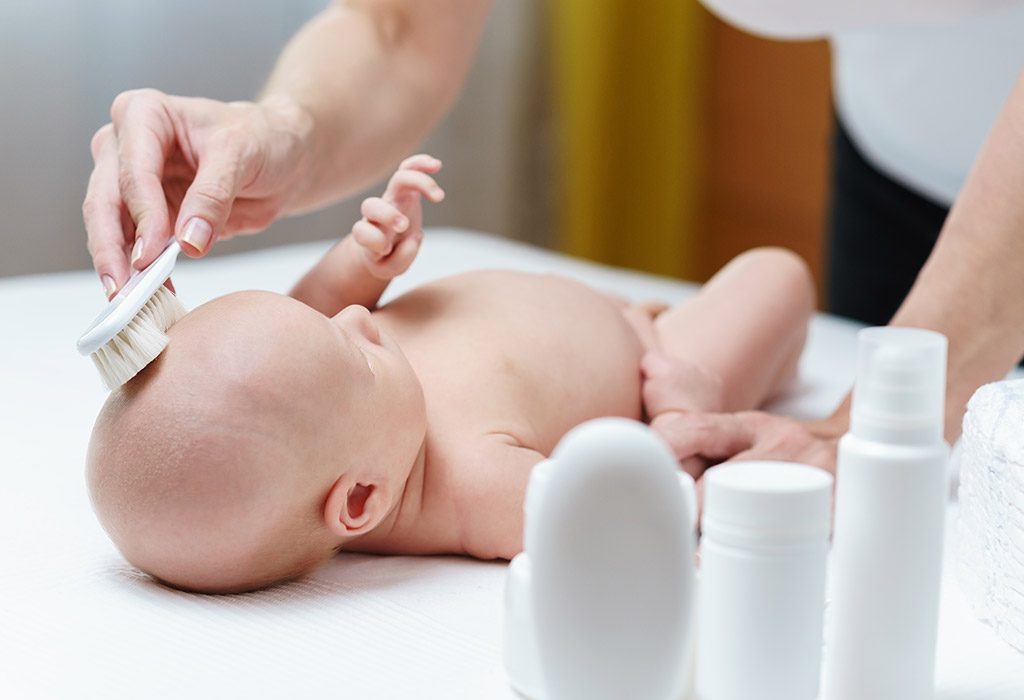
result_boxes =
[77,241,186,390]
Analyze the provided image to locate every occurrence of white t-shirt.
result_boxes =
[701,0,1024,206]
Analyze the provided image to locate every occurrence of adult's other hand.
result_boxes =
[83,89,312,297]
[642,348,846,478]
[650,409,846,479]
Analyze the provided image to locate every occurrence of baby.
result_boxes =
[87,155,814,593]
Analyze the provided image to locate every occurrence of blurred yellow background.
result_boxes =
[549,1,831,289]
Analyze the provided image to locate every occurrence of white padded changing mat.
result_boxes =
[1,230,1021,698]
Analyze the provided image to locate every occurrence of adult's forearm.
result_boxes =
[859,72,1024,441]
[261,0,490,212]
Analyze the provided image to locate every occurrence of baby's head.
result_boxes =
[87,291,426,593]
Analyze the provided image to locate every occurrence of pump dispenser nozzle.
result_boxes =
[850,327,947,445]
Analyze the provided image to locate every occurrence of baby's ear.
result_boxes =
[323,474,391,538]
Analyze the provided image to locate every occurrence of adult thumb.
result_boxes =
[175,150,243,256]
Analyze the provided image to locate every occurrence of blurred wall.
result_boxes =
[696,16,832,290]
[0,0,550,278]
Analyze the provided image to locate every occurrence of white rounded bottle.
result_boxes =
[824,327,950,700]
[504,418,698,700]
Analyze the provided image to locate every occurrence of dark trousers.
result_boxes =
[825,119,950,326]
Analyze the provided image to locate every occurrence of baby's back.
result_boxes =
[374,270,645,454]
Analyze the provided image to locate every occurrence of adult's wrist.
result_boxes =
[257,93,317,212]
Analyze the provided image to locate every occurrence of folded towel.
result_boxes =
[957,379,1024,652]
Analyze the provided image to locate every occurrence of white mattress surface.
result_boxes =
[1,230,1021,697]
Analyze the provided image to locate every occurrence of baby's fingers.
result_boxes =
[352,219,392,256]
[366,230,422,280]
[360,195,408,247]
[361,196,407,231]
[385,168,445,204]
[399,153,442,174]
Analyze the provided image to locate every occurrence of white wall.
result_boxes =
[0,0,551,277]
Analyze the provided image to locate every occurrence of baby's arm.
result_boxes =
[453,436,546,560]
[289,155,445,315]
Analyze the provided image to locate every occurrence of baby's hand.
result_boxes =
[351,154,445,280]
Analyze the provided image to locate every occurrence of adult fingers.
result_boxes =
[174,142,250,257]
[727,430,838,473]
[111,89,175,270]
[681,411,841,473]
[83,125,131,298]
[221,197,281,237]
[650,411,762,463]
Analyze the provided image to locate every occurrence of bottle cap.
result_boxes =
[702,461,833,547]
[850,327,947,445]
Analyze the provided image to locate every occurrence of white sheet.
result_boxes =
[1,230,1021,698]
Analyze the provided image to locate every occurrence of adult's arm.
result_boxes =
[84,0,490,296]
[650,71,1024,472]
[261,0,490,213]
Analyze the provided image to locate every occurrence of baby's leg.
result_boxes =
[654,247,815,412]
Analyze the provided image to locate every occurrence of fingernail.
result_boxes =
[131,238,144,266]
[432,187,445,201]
[395,216,408,233]
[101,274,117,298]
[181,217,213,253]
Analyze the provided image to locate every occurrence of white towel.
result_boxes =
[957,379,1024,653]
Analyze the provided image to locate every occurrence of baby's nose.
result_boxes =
[334,305,381,345]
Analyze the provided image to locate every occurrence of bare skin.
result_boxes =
[83,1,491,297]
[651,73,1024,476]
[83,0,1024,488]
[87,157,813,593]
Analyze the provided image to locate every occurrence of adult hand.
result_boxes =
[650,410,846,479]
[643,350,847,478]
[83,89,313,297]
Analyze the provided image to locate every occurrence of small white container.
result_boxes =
[696,461,833,700]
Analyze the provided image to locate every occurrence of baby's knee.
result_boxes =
[738,247,816,313]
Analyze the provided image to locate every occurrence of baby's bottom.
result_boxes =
[622,247,815,413]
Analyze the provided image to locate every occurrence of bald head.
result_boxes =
[87,291,356,593]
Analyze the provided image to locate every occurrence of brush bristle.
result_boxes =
[91,286,187,390]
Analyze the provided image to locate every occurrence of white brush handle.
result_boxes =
[77,241,182,356]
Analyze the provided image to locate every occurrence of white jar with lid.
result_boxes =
[696,461,833,700]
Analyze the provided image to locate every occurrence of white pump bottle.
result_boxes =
[823,327,950,700]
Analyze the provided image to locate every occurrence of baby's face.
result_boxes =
[87,291,426,592]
